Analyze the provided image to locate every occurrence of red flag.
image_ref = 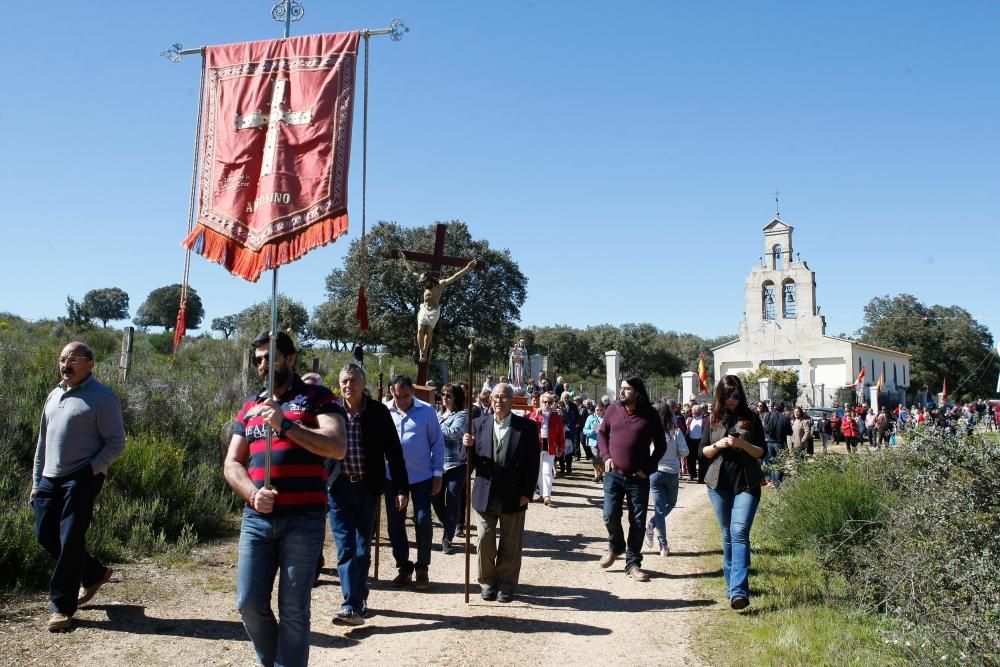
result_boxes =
[942,378,947,402]
[183,32,359,282]
[355,285,369,332]
[698,353,709,395]
[855,366,866,387]
[172,299,188,356]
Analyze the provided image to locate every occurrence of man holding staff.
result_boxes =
[462,383,540,603]
[328,363,409,626]
[224,332,347,666]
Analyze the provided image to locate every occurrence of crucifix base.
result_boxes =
[412,384,436,405]
[416,358,430,387]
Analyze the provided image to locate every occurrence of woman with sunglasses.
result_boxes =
[432,383,468,555]
[531,392,564,505]
[700,375,766,610]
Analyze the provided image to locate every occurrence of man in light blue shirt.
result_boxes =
[385,374,444,589]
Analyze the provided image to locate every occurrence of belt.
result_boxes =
[345,473,365,483]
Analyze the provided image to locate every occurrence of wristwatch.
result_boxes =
[280,418,296,436]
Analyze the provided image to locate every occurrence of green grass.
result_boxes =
[692,489,908,667]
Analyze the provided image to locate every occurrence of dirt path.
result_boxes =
[1,470,724,666]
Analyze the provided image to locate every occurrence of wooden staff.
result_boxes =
[373,371,384,580]
[464,339,475,603]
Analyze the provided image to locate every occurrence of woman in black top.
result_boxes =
[699,375,766,610]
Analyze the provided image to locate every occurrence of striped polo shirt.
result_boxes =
[234,376,344,514]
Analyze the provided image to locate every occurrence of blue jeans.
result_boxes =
[33,467,109,615]
[706,487,760,600]
[766,441,784,485]
[385,477,433,572]
[646,471,679,547]
[430,466,466,542]
[236,508,326,667]
[327,477,379,613]
[602,471,650,572]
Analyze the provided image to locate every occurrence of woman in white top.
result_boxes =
[645,401,689,557]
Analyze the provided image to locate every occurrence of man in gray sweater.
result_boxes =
[31,342,125,632]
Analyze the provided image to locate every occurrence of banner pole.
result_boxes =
[265,267,279,489]
[464,337,475,604]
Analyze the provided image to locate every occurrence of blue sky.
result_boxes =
[4,1,998,346]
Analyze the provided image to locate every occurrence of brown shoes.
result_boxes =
[627,567,650,582]
[543,497,552,506]
[78,568,113,606]
[598,551,622,568]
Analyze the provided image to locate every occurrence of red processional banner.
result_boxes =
[183,31,359,282]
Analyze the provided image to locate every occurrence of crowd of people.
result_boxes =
[28,337,997,666]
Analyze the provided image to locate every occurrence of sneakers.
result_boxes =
[598,551,622,568]
[441,538,453,555]
[543,497,552,506]
[391,567,412,588]
[627,567,650,582]
[414,569,429,590]
[644,523,655,548]
[47,612,72,632]
[730,596,750,610]
[659,544,670,558]
[480,585,497,601]
[332,607,365,626]
[78,567,113,606]
[496,590,514,603]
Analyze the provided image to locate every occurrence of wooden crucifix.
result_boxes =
[392,223,485,385]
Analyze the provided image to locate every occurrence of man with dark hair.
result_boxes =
[31,342,126,632]
[386,374,445,589]
[328,363,409,626]
[596,377,666,582]
[224,331,347,666]
[462,383,540,602]
[762,401,792,487]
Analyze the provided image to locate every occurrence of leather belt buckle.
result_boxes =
[347,474,365,483]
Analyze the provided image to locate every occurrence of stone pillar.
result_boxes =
[868,386,880,414]
[605,351,621,402]
[758,377,773,404]
[529,353,546,382]
[680,372,698,404]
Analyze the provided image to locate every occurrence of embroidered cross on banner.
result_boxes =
[235,78,313,179]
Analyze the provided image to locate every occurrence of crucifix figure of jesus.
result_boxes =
[393,223,484,378]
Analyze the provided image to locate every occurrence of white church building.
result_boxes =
[712,219,910,407]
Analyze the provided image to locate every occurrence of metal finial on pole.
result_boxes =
[272,0,304,39]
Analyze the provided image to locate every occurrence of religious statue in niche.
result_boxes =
[397,250,477,363]
[508,338,530,388]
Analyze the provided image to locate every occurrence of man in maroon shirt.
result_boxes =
[597,377,667,582]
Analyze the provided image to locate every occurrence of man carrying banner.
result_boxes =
[224,332,346,666]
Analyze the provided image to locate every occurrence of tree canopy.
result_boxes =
[210,314,240,340]
[236,295,310,339]
[81,287,130,327]
[857,294,997,400]
[134,284,204,332]
[314,220,528,367]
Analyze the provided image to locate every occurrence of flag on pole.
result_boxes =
[698,353,709,395]
[854,366,866,387]
[942,378,948,402]
[876,372,884,391]
[183,31,360,282]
